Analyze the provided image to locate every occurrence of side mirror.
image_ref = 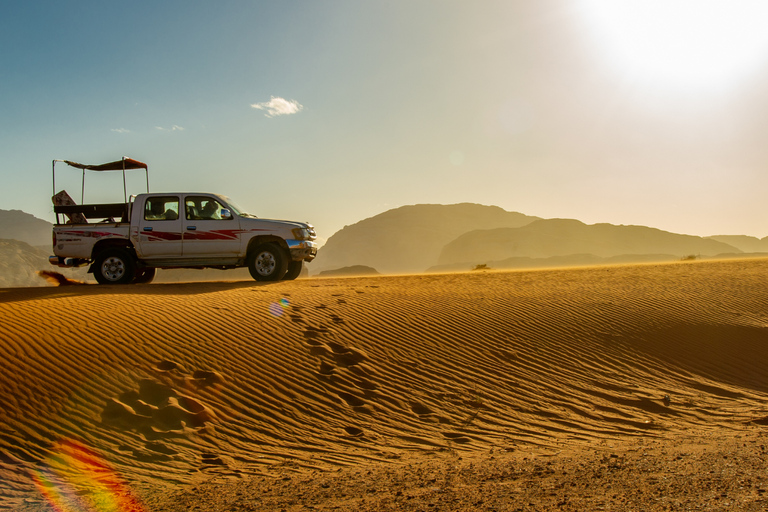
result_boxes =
[220,208,232,220]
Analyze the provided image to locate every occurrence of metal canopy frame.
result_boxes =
[52,156,149,204]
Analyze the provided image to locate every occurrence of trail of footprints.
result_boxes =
[287,299,379,437]
[289,295,474,447]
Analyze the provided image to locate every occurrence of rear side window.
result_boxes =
[144,197,180,221]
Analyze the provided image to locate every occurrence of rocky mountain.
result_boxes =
[0,209,53,247]
[309,203,540,274]
[436,219,741,268]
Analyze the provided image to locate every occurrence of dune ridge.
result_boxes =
[0,259,767,509]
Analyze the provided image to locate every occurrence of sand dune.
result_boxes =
[1,259,767,510]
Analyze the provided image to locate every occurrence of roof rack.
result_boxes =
[52,156,149,204]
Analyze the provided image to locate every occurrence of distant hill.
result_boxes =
[0,239,91,288]
[0,209,53,248]
[310,204,540,274]
[317,265,380,277]
[707,235,768,253]
[437,219,741,267]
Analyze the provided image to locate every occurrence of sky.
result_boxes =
[4,0,768,243]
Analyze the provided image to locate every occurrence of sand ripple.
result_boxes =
[1,259,767,508]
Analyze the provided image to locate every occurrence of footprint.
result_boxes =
[343,426,364,437]
[338,392,366,408]
[318,361,335,375]
[201,453,227,466]
[151,396,213,429]
[101,398,152,429]
[441,432,472,444]
[144,442,178,456]
[326,343,366,367]
[303,327,329,339]
[327,341,348,353]
[104,374,218,434]
[190,370,223,387]
[308,344,330,357]
[492,349,518,362]
[356,378,377,390]
[138,379,177,405]
[156,360,184,372]
[410,402,433,416]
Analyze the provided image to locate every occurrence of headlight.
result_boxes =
[292,227,310,240]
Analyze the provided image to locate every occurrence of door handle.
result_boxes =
[143,227,153,232]
[187,226,197,230]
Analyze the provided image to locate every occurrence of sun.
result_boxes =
[576,0,768,92]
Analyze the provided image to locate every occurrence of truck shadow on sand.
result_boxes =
[0,272,292,303]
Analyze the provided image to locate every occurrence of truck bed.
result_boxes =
[53,203,129,224]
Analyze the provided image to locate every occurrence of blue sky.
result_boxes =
[4,0,768,242]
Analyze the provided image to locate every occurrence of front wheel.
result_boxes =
[248,243,288,281]
[94,248,136,284]
[283,260,303,280]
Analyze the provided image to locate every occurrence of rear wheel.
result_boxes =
[283,260,303,280]
[133,267,156,284]
[248,243,288,281]
[94,248,136,284]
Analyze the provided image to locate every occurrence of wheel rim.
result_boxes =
[255,251,276,276]
[101,256,126,281]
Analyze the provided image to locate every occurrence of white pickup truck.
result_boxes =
[49,158,317,284]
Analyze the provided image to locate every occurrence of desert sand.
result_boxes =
[1,259,767,511]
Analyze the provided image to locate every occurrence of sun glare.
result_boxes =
[576,0,768,92]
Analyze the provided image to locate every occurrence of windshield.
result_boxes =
[222,196,257,218]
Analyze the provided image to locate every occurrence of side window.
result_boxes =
[144,197,180,221]
[185,196,228,220]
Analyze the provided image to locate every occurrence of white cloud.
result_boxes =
[155,125,185,131]
[111,128,130,133]
[251,96,304,117]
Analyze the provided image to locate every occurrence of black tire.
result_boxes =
[283,260,303,280]
[248,243,288,281]
[94,248,136,285]
[133,267,156,284]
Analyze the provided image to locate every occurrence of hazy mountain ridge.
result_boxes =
[311,206,764,275]
[0,239,90,287]
[311,203,540,274]
[706,235,768,253]
[0,209,53,247]
[437,219,741,267]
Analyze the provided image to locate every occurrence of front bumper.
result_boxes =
[287,239,318,261]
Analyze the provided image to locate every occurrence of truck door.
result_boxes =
[136,196,183,258]
[182,195,242,258]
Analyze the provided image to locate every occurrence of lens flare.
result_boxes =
[268,298,291,317]
[32,439,146,512]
